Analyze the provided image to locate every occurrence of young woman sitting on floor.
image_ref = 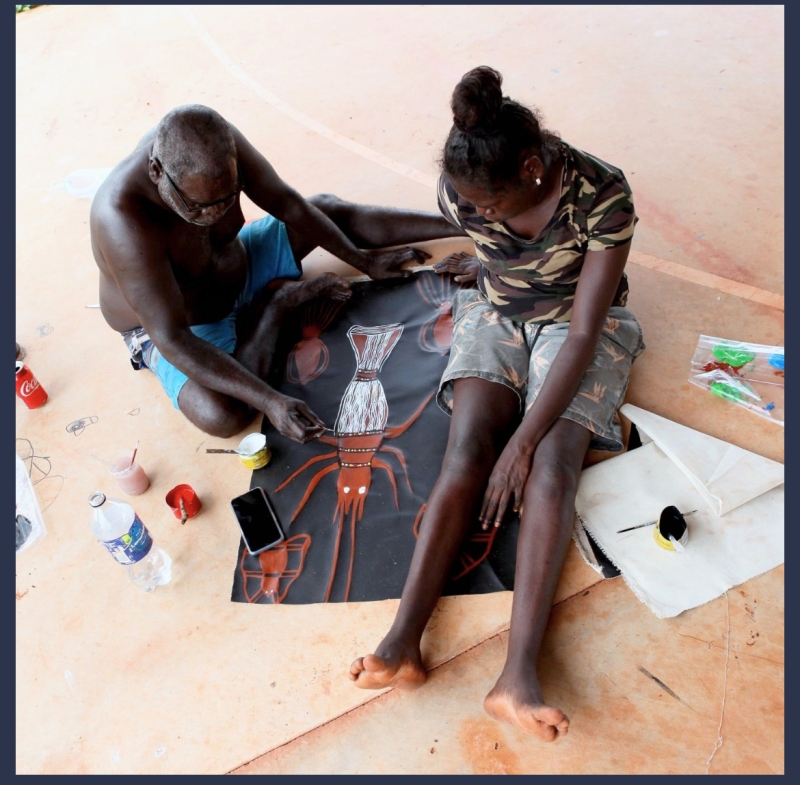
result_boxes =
[349,65,645,742]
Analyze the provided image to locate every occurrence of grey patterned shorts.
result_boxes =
[436,289,645,452]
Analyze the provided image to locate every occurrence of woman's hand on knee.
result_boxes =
[479,439,534,530]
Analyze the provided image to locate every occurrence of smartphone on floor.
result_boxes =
[230,486,286,555]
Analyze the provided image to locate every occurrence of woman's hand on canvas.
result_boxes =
[434,251,481,284]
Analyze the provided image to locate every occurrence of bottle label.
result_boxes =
[98,515,153,565]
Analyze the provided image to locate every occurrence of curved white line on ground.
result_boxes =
[184,9,784,312]
[182,8,437,190]
[628,251,784,311]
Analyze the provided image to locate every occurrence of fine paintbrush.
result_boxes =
[616,510,697,534]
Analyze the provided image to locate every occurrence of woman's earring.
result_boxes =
[535,178,542,186]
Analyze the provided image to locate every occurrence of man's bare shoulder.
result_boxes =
[92,139,151,218]
[90,138,165,257]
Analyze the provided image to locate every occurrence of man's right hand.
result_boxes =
[263,392,327,443]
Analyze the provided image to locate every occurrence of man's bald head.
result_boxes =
[153,104,236,181]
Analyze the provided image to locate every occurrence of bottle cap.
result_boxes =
[88,491,106,508]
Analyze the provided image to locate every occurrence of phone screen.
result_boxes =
[230,487,285,555]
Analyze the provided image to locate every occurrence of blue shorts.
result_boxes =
[123,215,301,409]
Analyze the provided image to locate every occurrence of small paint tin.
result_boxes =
[653,505,689,552]
[166,484,202,520]
[236,433,271,470]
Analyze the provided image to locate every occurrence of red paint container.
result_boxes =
[166,484,202,521]
[15,361,48,409]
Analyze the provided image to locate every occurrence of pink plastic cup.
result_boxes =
[109,450,151,496]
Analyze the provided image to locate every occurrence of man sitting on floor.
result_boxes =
[90,104,463,441]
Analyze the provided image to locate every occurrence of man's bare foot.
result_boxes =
[271,272,351,313]
[348,642,426,691]
[484,679,569,742]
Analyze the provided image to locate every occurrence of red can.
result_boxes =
[15,361,48,409]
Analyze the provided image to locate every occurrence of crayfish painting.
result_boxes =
[230,271,520,605]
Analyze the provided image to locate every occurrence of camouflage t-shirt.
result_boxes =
[437,141,637,324]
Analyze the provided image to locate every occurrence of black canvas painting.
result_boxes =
[230,271,520,605]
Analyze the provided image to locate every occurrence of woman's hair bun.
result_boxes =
[451,66,504,136]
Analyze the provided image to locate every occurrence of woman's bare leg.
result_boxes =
[349,377,519,689]
[483,417,592,742]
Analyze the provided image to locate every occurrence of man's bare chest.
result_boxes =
[165,204,246,285]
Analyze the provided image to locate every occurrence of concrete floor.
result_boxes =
[16,5,783,775]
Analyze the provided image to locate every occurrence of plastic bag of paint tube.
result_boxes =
[688,335,784,426]
[16,454,47,555]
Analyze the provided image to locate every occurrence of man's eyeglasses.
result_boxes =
[162,164,242,214]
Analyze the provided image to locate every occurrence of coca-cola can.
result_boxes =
[15,361,48,409]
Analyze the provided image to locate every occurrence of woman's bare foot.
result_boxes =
[483,677,569,742]
[348,640,426,691]
[271,272,351,313]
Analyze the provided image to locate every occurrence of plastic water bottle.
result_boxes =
[89,491,171,591]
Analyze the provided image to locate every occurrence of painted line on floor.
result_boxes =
[182,8,437,190]
[628,251,784,311]
[185,9,783,313]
